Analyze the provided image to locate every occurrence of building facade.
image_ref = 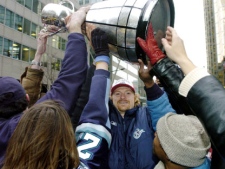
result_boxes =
[204,0,225,85]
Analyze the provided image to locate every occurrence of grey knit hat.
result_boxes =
[156,113,211,167]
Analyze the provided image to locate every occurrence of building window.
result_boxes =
[23,18,31,35]
[31,22,38,38]
[17,0,25,5]
[79,0,83,5]
[10,42,21,60]
[52,58,61,71]
[52,35,60,49]
[0,5,5,24]
[61,38,66,51]
[0,36,3,54]
[15,14,23,32]
[29,48,36,61]
[21,45,36,62]
[25,0,33,10]
[33,0,44,14]
[5,9,14,28]
[3,38,13,57]
[21,45,30,62]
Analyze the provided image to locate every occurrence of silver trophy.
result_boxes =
[41,0,175,63]
[41,0,74,36]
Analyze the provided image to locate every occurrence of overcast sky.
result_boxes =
[173,0,207,68]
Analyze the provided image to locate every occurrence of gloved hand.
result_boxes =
[137,23,165,65]
[91,28,109,58]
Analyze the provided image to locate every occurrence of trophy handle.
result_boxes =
[59,0,75,12]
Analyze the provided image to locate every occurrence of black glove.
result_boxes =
[91,28,109,58]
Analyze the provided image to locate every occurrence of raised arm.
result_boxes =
[36,7,90,116]
[137,24,194,116]
[162,26,225,160]
[20,29,48,107]
[75,28,111,169]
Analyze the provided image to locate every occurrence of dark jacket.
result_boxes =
[187,76,225,161]
[150,57,194,115]
[0,114,21,165]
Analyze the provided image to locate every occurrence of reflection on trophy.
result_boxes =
[41,0,74,36]
[41,0,175,63]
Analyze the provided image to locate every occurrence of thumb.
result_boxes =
[161,38,170,51]
[137,37,148,53]
[138,59,145,71]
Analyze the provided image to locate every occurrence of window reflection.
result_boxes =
[10,43,21,60]
[31,22,38,38]
[33,0,40,14]
[17,0,25,5]
[21,45,30,61]
[5,9,14,28]
[15,14,23,32]
[0,5,5,24]
[29,48,36,61]
[52,59,61,71]
[25,0,33,10]
[23,18,31,35]
[61,39,66,50]
[3,39,13,57]
[0,37,3,54]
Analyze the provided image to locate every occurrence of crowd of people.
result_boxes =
[0,5,225,169]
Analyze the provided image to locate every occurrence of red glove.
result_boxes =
[137,23,165,65]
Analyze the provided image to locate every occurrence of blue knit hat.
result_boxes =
[0,76,26,106]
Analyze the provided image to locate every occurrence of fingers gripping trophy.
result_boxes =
[41,0,175,64]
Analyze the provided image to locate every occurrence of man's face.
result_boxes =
[111,86,135,115]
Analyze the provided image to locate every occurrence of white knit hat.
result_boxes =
[156,113,211,167]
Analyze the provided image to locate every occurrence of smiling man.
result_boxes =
[108,65,176,169]
[110,79,136,117]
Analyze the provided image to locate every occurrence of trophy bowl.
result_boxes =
[85,0,175,64]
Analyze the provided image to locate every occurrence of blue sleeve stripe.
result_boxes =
[105,78,111,129]
[76,123,112,148]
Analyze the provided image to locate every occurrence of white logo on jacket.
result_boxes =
[133,128,145,139]
[111,121,117,126]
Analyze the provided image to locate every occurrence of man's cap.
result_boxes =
[0,76,26,105]
[111,79,135,94]
[156,113,211,167]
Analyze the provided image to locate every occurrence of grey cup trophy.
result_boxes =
[41,0,175,63]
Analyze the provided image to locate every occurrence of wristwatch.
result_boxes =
[31,60,41,66]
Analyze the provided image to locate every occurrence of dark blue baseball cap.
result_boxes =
[0,76,26,105]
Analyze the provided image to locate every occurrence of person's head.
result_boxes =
[2,100,79,169]
[110,79,140,116]
[0,77,28,118]
[153,113,211,168]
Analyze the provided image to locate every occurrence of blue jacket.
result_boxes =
[109,84,175,169]
[0,33,88,166]
[76,69,111,169]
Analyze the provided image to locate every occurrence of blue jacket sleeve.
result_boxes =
[75,69,111,169]
[147,92,176,131]
[36,33,88,116]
